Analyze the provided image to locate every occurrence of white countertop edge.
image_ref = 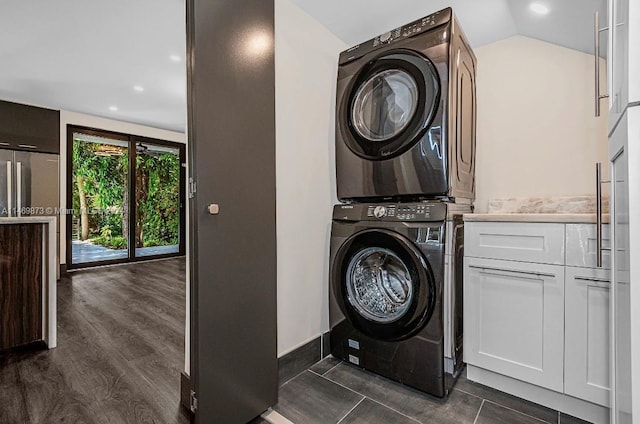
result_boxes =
[0,216,57,226]
[463,213,611,224]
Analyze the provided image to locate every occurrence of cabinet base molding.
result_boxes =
[467,365,609,424]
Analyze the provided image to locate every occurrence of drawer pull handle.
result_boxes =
[18,144,38,149]
[575,276,610,284]
[596,163,611,267]
[594,11,610,117]
[468,264,555,278]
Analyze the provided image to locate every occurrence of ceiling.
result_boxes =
[0,0,186,133]
[0,0,605,134]
[290,0,607,51]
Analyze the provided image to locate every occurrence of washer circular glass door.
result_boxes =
[333,229,436,341]
[341,50,440,160]
[346,247,413,323]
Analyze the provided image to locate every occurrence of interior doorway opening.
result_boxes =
[67,125,186,269]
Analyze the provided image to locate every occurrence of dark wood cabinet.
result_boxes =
[0,224,43,350]
[0,100,60,154]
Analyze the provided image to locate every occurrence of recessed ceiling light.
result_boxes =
[109,106,118,112]
[529,2,550,15]
[170,54,181,62]
[133,85,144,92]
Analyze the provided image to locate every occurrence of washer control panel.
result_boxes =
[333,202,447,222]
[366,203,438,221]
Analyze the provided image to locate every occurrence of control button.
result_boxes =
[380,31,392,43]
[373,206,387,219]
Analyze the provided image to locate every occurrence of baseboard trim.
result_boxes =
[321,331,330,359]
[278,335,324,386]
[180,371,193,413]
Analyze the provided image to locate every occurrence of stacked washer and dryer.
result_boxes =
[329,8,477,398]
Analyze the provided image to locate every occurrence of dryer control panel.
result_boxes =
[339,8,452,65]
[334,202,447,222]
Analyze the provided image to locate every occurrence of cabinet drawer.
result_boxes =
[566,224,611,269]
[465,222,565,264]
[464,257,565,392]
[564,267,610,406]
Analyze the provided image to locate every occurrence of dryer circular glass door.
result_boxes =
[351,69,419,142]
[341,50,440,160]
[333,229,436,341]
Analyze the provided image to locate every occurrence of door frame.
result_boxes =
[66,124,186,270]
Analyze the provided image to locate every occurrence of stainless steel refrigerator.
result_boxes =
[0,149,60,275]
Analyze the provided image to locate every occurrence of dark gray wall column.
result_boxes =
[187,0,277,422]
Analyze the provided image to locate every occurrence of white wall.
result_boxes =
[474,35,609,213]
[275,0,347,356]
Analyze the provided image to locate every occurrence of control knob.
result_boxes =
[373,206,387,219]
[380,31,392,43]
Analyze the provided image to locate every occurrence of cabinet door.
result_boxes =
[565,224,611,269]
[564,267,611,406]
[608,0,628,132]
[609,109,634,424]
[11,104,59,154]
[0,224,43,350]
[464,257,565,392]
[0,100,59,154]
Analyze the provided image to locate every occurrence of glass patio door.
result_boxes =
[67,127,185,269]
[134,140,182,257]
[70,131,130,265]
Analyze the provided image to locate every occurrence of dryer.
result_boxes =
[329,202,465,397]
[335,8,477,203]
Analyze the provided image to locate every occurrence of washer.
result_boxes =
[329,202,466,397]
[335,8,477,202]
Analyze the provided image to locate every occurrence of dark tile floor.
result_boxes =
[274,357,592,424]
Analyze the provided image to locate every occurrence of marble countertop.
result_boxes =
[464,213,610,224]
[487,196,608,214]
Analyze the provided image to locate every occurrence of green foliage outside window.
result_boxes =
[72,139,180,250]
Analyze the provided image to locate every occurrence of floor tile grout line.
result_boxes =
[364,396,422,424]
[473,399,485,424]
[313,365,557,424]
[320,360,343,376]
[315,369,426,424]
[314,370,371,398]
[281,362,323,388]
[336,397,365,424]
[453,387,485,401]
[454,387,556,424]
[482,399,555,424]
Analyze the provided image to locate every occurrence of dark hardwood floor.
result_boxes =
[0,258,190,424]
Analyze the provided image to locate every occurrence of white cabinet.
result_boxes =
[609,108,635,424]
[465,222,565,265]
[464,257,565,392]
[464,221,613,416]
[564,266,611,407]
[607,0,640,132]
[566,224,611,269]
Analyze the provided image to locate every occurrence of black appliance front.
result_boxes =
[335,8,477,202]
[329,203,447,397]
